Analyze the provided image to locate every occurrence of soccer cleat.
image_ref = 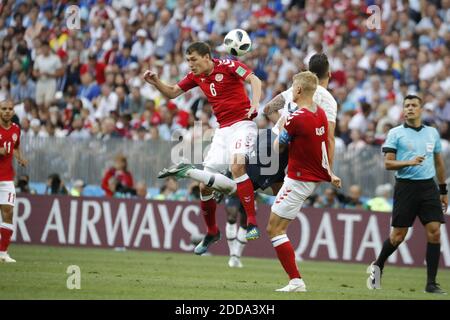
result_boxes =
[276,278,306,292]
[246,224,260,241]
[425,283,447,294]
[366,261,382,290]
[157,162,195,179]
[194,231,221,255]
[228,256,243,268]
[0,252,16,263]
[212,190,225,203]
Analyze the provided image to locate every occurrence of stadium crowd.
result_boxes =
[0,0,449,199]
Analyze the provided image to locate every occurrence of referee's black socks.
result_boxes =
[375,239,399,271]
[426,242,441,284]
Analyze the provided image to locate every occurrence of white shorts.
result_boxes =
[0,181,16,207]
[36,80,57,106]
[271,177,318,220]
[203,120,257,173]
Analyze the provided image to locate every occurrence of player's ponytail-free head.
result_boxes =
[186,42,212,59]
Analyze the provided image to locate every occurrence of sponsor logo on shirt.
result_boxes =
[215,73,223,82]
[12,133,18,142]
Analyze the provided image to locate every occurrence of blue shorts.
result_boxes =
[246,129,288,191]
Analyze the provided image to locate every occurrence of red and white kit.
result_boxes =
[178,58,257,172]
[0,122,20,207]
[272,105,331,220]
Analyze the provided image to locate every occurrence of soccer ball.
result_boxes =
[223,29,252,57]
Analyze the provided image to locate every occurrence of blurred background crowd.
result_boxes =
[0,0,449,203]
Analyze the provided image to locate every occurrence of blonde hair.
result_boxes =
[292,71,318,95]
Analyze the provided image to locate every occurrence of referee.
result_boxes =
[367,95,448,294]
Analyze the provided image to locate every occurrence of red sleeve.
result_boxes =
[177,73,198,92]
[229,59,253,80]
[101,168,115,196]
[284,113,298,137]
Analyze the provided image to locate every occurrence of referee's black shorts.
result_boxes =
[392,178,445,227]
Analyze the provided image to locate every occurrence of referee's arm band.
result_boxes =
[382,147,397,154]
[439,184,448,195]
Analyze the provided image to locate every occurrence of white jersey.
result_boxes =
[272,85,337,135]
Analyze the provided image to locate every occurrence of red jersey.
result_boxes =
[177,58,255,128]
[0,122,21,181]
[284,106,330,182]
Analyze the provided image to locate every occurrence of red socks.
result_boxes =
[235,174,257,226]
[200,198,218,235]
[272,234,301,279]
[0,223,14,252]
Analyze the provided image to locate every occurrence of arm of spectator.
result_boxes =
[263,93,285,116]
[143,70,184,99]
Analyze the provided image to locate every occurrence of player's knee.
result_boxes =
[199,183,212,195]
[266,224,281,238]
[226,211,237,224]
[427,229,441,243]
[390,233,406,246]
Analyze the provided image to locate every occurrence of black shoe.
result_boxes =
[194,231,221,255]
[425,282,447,294]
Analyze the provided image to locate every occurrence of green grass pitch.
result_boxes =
[0,244,449,300]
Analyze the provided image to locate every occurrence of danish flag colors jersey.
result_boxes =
[284,106,331,182]
[177,58,255,128]
[0,123,21,181]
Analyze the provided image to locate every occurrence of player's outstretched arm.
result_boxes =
[245,73,262,117]
[263,93,285,124]
[142,70,184,99]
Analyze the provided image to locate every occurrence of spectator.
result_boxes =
[80,52,106,85]
[15,174,36,194]
[365,183,393,213]
[70,179,85,197]
[11,71,36,103]
[152,9,180,59]
[101,154,134,197]
[131,29,154,62]
[32,41,64,109]
[343,184,364,209]
[314,187,342,209]
[135,181,150,199]
[45,173,68,195]
[153,177,185,201]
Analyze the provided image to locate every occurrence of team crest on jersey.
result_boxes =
[215,73,223,82]
[12,133,18,142]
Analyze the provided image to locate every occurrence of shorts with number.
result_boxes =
[0,181,16,206]
[203,120,257,173]
[271,177,317,220]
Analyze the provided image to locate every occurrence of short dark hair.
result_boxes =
[403,94,422,105]
[308,53,329,80]
[186,42,211,58]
